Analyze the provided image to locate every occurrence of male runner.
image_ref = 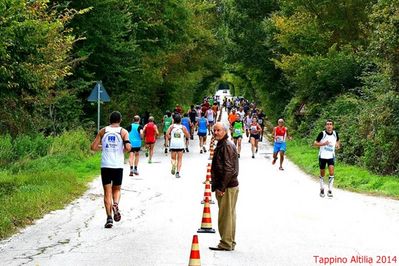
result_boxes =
[206,107,215,135]
[166,114,190,178]
[188,105,197,139]
[272,119,291,170]
[181,113,192,152]
[231,113,244,158]
[91,111,131,228]
[143,116,159,163]
[162,111,173,153]
[198,113,208,153]
[314,119,340,198]
[126,115,143,176]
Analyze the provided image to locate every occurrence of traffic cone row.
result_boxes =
[187,140,218,266]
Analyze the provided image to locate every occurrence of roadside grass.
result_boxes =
[287,139,399,199]
[0,154,100,240]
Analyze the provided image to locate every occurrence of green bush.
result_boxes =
[0,135,14,166]
[49,129,91,159]
[11,134,52,161]
[359,91,399,175]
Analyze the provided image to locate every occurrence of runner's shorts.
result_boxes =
[273,142,287,153]
[198,132,207,137]
[319,158,335,169]
[101,168,123,186]
[130,147,141,152]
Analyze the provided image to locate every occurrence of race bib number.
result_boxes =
[276,136,284,143]
[235,129,241,135]
[325,145,334,152]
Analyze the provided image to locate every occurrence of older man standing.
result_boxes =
[209,122,239,251]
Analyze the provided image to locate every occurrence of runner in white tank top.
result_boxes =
[169,124,186,149]
[166,114,190,178]
[314,119,341,198]
[91,111,131,228]
[101,126,124,168]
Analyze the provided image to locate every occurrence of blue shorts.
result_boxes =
[198,132,207,137]
[273,142,286,153]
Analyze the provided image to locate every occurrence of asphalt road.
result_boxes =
[1,111,399,266]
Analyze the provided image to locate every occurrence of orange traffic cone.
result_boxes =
[203,163,212,183]
[208,147,214,160]
[197,198,216,233]
[201,181,215,204]
[188,235,201,266]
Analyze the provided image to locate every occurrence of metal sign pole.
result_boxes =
[88,80,110,132]
[97,82,100,132]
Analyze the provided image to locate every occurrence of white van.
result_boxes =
[215,89,231,105]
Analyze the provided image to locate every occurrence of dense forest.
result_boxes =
[0,0,398,175]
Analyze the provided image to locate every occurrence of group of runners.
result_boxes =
[91,95,340,228]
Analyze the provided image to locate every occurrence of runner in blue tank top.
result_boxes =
[198,113,208,154]
[126,115,143,176]
[181,113,192,153]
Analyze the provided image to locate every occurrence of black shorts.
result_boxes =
[233,135,243,139]
[170,148,185,152]
[130,147,141,152]
[101,168,123,186]
[250,134,260,140]
[319,158,335,169]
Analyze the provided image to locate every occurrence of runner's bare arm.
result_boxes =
[165,125,172,142]
[90,128,105,151]
[336,140,341,149]
[183,127,190,139]
[121,129,132,152]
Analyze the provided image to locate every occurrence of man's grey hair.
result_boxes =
[213,122,229,132]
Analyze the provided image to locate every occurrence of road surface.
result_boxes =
[1,112,399,266]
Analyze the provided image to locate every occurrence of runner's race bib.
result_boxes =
[276,136,285,143]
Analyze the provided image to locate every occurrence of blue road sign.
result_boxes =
[87,81,110,102]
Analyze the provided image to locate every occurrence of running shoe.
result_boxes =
[186,148,189,153]
[112,203,121,222]
[320,189,325,198]
[238,154,240,158]
[203,147,207,153]
[327,190,333,198]
[272,158,277,165]
[145,150,149,157]
[164,148,168,154]
[129,170,134,176]
[175,172,181,178]
[148,159,152,164]
[171,164,176,175]
[200,150,203,154]
[104,217,113,228]
[252,155,255,159]
[256,148,258,153]
[133,169,139,175]
[279,166,284,171]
